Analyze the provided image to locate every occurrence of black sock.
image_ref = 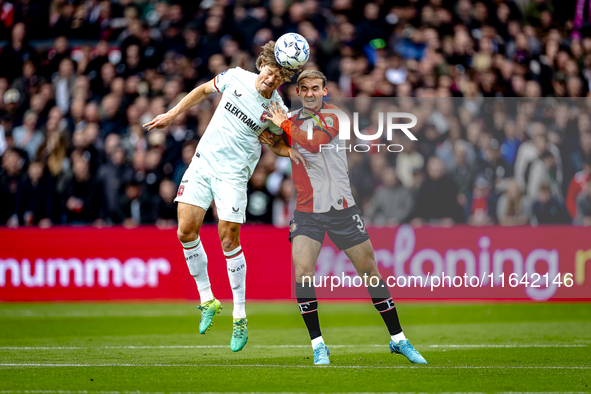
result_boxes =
[295,281,321,340]
[367,279,402,335]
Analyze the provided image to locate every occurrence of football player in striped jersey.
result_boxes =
[260,70,427,365]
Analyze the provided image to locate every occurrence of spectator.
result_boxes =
[155,178,177,227]
[0,22,38,82]
[246,168,273,224]
[566,154,591,219]
[414,157,461,225]
[0,148,24,225]
[367,166,413,225]
[14,160,53,226]
[468,176,494,226]
[531,183,570,225]
[272,177,294,227]
[514,122,562,195]
[451,140,475,217]
[116,179,153,225]
[500,119,522,167]
[12,110,44,160]
[527,150,563,202]
[99,94,123,136]
[395,140,423,189]
[475,137,512,193]
[62,153,102,224]
[52,58,76,115]
[564,128,591,193]
[497,178,531,226]
[173,140,197,186]
[97,142,133,223]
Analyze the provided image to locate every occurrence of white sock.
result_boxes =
[225,246,246,319]
[311,336,325,349]
[181,237,213,303]
[233,303,246,320]
[391,331,406,344]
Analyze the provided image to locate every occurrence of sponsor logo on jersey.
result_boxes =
[177,185,185,196]
[233,90,242,98]
[260,110,271,123]
[232,207,240,213]
[224,102,261,132]
[181,180,189,184]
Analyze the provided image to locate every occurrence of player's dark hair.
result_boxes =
[297,70,327,88]
[255,41,298,82]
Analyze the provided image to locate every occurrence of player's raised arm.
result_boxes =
[143,79,217,131]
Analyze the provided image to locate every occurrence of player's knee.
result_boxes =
[295,266,314,281]
[221,236,240,252]
[219,223,240,252]
[357,265,381,280]
[177,225,198,243]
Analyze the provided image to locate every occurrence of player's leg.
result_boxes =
[290,211,330,365]
[343,239,427,364]
[175,170,221,334]
[177,202,210,301]
[329,206,426,364]
[217,220,248,352]
[343,239,403,336]
[218,220,246,318]
[213,178,249,351]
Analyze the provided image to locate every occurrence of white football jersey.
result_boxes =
[191,67,286,186]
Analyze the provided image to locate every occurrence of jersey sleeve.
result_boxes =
[213,68,236,93]
[280,112,334,154]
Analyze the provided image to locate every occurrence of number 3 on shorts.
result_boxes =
[352,214,366,233]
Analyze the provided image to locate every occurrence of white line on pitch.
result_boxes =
[0,392,589,394]
[0,363,589,369]
[0,344,587,350]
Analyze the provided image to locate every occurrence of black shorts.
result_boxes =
[288,206,370,250]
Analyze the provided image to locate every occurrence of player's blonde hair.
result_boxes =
[255,41,298,82]
[297,70,327,88]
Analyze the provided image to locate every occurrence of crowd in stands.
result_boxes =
[0,0,590,227]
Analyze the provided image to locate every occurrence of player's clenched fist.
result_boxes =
[143,113,174,131]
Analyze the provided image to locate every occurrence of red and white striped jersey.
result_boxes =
[281,103,356,213]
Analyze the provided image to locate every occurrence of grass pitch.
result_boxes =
[0,301,590,393]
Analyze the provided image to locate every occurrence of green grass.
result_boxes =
[0,302,590,393]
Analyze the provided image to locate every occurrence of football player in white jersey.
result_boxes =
[143,42,304,352]
[260,70,427,365]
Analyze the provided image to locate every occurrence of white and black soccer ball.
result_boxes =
[274,33,310,69]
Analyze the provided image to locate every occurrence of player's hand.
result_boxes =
[264,101,288,127]
[143,113,174,131]
[258,130,275,146]
[289,148,309,169]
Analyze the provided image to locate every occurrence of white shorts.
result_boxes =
[174,164,247,224]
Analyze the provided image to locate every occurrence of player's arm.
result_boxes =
[259,131,309,168]
[264,102,333,153]
[143,79,216,131]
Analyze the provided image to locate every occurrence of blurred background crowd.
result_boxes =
[0,0,590,227]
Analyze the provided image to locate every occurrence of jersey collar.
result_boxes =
[296,101,325,121]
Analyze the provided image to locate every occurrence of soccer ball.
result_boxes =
[274,33,310,69]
